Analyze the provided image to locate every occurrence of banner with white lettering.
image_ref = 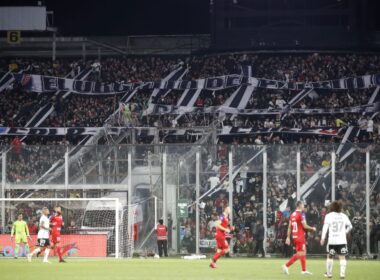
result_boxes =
[4,71,380,95]
[0,126,342,137]
[144,102,379,116]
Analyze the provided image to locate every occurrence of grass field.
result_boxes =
[0,257,379,280]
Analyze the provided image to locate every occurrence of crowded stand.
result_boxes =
[1,52,380,257]
[1,53,380,136]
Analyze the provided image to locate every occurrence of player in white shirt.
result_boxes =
[27,207,51,263]
[320,201,352,279]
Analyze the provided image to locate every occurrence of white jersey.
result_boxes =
[37,215,50,239]
[322,212,352,245]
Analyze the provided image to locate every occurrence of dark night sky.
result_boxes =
[2,0,210,36]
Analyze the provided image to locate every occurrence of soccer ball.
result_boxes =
[154,254,160,259]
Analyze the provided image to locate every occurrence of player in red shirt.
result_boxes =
[209,206,233,269]
[282,201,316,275]
[50,206,65,263]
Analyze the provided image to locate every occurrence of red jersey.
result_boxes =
[216,214,229,238]
[50,213,63,236]
[290,210,306,242]
[156,224,168,240]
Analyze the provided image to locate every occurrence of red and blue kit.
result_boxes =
[215,214,229,250]
[290,210,306,251]
[50,214,63,244]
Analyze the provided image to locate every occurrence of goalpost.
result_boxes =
[0,198,134,259]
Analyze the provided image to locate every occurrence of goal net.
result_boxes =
[0,198,138,258]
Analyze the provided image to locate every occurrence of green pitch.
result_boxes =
[0,258,379,280]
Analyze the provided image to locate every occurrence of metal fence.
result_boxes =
[1,143,379,256]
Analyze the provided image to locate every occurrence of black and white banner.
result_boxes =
[176,88,202,107]
[0,126,341,137]
[0,71,14,92]
[5,70,380,95]
[0,127,123,136]
[220,127,340,136]
[223,85,255,109]
[143,102,379,116]
[144,67,189,115]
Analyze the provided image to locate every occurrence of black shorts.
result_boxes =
[37,238,50,247]
[327,244,348,257]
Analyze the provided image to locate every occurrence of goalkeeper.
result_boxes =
[11,213,31,259]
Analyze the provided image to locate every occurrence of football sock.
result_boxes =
[212,250,225,263]
[326,258,333,275]
[24,244,30,255]
[31,247,40,256]
[57,247,63,261]
[43,248,50,262]
[340,259,347,276]
[15,244,20,257]
[212,252,220,262]
[300,255,306,271]
[286,254,299,267]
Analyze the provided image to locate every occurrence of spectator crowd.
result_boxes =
[1,52,380,256]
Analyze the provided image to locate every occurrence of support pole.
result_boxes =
[162,152,167,225]
[176,162,180,254]
[154,196,158,227]
[195,150,200,255]
[228,150,233,224]
[296,149,301,201]
[331,152,336,201]
[82,42,86,62]
[98,161,103,184]
[115,198,120,259]
[52,31,56,62]
[127,151,132,257]
[1,152,6,231]
[366,151,370,255]
[262,149,268,255]
[64,149,69,197]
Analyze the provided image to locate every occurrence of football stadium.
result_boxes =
[0,1,380,279]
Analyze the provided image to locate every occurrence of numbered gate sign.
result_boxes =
[177,199,188,218]
[7,31,21,44]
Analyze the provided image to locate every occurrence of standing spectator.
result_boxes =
[156,219,168,257]
[282,206,291,220]
[235,176,244,193]
[254,136,264,145]
[208,174,220,190]
[350,213,365,257]
[215,193,228,213]
[253,219,265,258]
[207,214,218,232]
[27,216,38,235]
[219,161,228,178]
[240,163,248,191]
[4,221,13,234]
[11,136,22,154]
[67,220,78,234]
[367,117,374,139]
